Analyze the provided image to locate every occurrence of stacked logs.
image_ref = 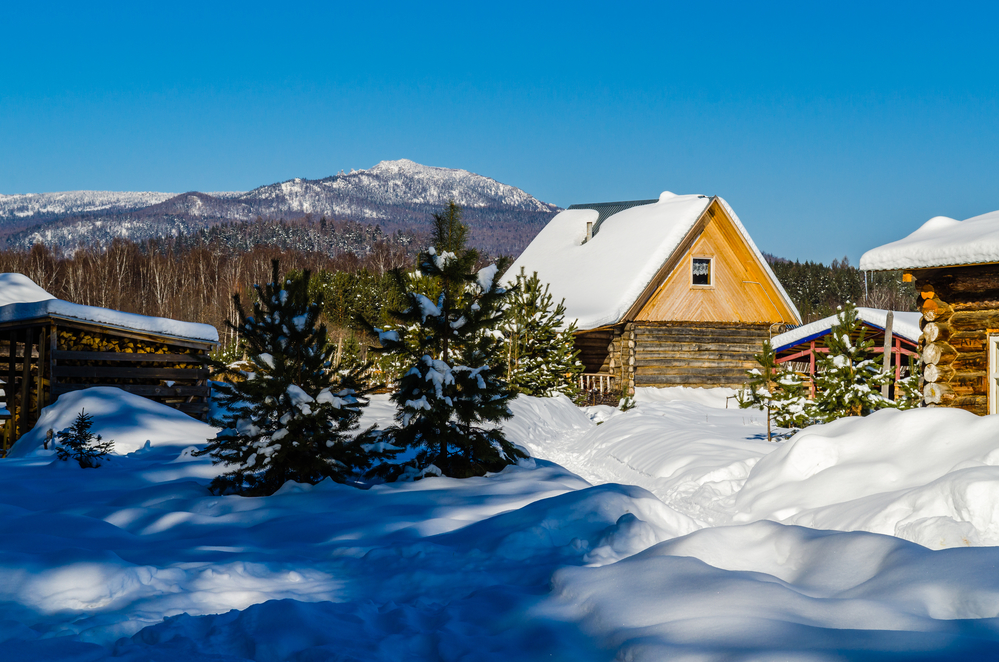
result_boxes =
[919,283,991,414]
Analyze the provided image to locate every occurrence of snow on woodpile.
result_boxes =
[860,209,999,270]
[0,275,218,343]
[0,272,55,306]
[772,307,921,352]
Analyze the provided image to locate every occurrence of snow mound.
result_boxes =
[546,520,999,660]
[0,273,55,306]
[732,407,999,548]
[633,385,740,409]
[8,387,217,457]
[860,207,999,270]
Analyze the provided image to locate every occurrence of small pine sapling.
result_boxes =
[365,201,527,480]
[197,261,371,496]
[807,302,896,422]
[503,268,584,399]
[738,340,809,440]
[55,409,114,468]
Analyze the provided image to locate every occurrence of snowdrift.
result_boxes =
[8,387,217,457]
[5,387,999,659]
[732,406,999,548]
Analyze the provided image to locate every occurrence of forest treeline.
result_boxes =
[0,218,916,356]
[0,224,420,353]
[765,255,917,323]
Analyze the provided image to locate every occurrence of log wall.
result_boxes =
[627,321,769,391]
[913,264,999,415]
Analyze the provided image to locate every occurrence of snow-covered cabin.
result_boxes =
[0,274,218,450]
[508,192,801,394]
[861,208,999,415]
[771,308,920,396]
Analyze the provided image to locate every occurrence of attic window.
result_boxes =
[692,258,712,286]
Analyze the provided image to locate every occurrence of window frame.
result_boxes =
[691,256,714,288]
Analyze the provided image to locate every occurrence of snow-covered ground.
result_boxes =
[4,387,999,660]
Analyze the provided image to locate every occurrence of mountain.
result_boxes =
[0,160,560,256]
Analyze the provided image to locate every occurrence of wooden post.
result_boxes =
[5,330,15,451]
[19,329,32,438]
[36,327,46,417]
[49,324,58,403]
[809,340,816,398]
[882,312,894,399]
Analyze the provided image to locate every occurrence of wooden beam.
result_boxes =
[53,351,207,363]
[54,366,211,380]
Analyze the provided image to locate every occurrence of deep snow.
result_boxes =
[3,387,999,660]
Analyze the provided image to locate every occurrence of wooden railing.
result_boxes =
[579,373,616,395]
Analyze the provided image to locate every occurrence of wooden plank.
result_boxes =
[53,350,205,363]
[54,366,211,380]
[634,358,758,369]
[634,353,760,364]
[636,374,744,386]
[52,383,211,397]
[635,342,763,356]
[635,366,749,377]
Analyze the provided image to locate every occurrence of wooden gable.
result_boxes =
[630,200,796,325]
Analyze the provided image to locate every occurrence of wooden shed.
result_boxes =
[508,192,801,395]
[771,307,920,397]
[860,210,999,415]
[0,274,218,452]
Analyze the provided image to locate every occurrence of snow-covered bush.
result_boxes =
[503,268,584,399]
[738,341,809,439]
[807,302,900,422]
[55,409,114,468]
[198,260,370,496]
[366,201,526,480]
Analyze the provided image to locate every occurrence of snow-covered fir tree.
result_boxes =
[807,302,897,422]
[367,201,527,480]
[503,267,583,398]
[197,261,370,496]
[55,409,114,468]
[738,341,809,440]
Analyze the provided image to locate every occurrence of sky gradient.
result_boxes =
[3,1,998,264]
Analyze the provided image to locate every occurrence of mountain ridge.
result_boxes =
[0,160,560,256]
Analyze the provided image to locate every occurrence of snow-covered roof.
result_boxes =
[771,307,921,353]
[0,272,55,306]
[0,274,218,343]
[507,192,798,330]
[860,209,999,271]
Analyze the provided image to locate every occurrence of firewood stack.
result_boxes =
[919,278,993,415]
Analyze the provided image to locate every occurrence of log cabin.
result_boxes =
[507,192,801,395]
[0,273,218,451]
[771,307,920,397]
[860,209,999,415]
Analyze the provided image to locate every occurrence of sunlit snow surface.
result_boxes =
[4,388,999,660]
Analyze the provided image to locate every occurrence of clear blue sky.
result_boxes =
[3,1,998,264]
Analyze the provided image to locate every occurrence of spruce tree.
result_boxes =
[367,201,526,480]
[55,409,114,468]
[503,267,584,399]
[197,261,369,496]
[738,341,809,440]
[806,302,895,422]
